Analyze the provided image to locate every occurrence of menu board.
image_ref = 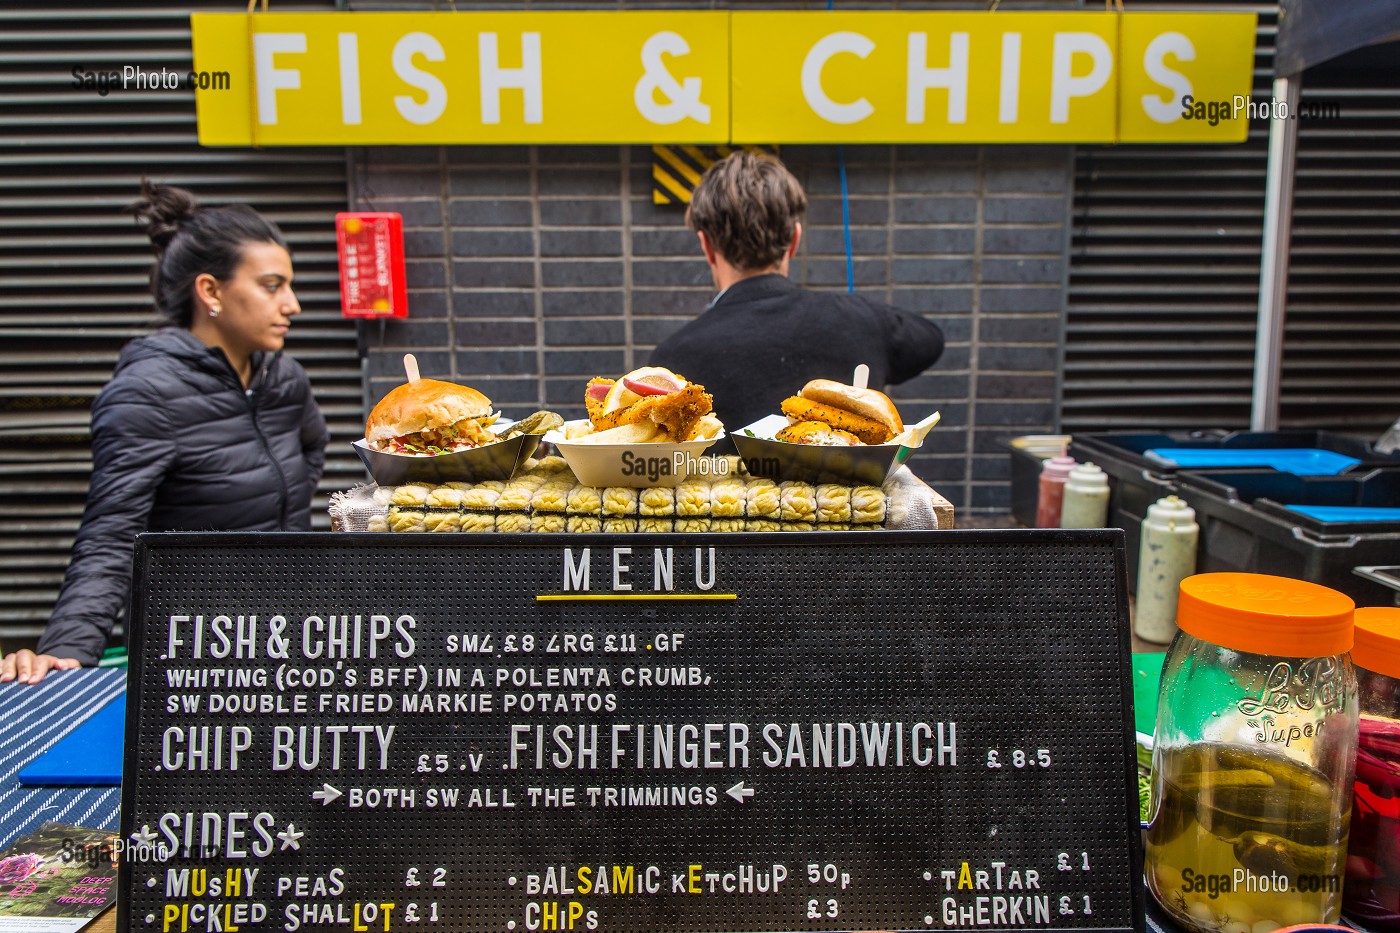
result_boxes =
[120,531,1143,933]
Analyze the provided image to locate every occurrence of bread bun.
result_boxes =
[799,379,903,434]
[366,379,493,444]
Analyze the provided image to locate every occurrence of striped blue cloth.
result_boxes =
[0,667,124,849]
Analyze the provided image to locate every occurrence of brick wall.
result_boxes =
[352,143,1070,513]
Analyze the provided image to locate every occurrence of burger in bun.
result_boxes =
[779,379,903,445]
[366,379,500,455]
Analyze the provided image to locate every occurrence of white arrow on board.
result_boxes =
[726,781,755,803]
[312,784,343,806]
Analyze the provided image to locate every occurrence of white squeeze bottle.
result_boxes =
[1133,495,1199,643]
[1059,461,1110,528]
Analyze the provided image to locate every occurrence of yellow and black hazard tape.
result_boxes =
[651,144,779,205]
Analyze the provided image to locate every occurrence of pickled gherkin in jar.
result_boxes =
[1145,574,1359,933]
[1146,743,1349,931]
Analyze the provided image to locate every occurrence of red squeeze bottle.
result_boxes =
[1036,449,1077,528]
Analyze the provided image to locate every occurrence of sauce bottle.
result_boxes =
[1344,606,1400,929]
[1145,573,1358,933]
[1060,461,1110,528]
[1035,449,1076,528]
[1135,495,1199,644]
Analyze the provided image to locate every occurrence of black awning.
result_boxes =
[1276,0,1400,75]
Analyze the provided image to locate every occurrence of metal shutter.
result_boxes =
[0,2,359,641]
[1279,43,1400,431]
[1063,2,1400,436]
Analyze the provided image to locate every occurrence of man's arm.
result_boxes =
[883,306,945,384]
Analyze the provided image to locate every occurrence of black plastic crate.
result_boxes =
[1069,430,1398,591]
[1354,566,1400,606]
[1175,467,1400,605]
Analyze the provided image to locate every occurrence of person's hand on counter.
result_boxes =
[0,649,82,685]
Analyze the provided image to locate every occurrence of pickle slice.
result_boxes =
[1176,768,1274,792]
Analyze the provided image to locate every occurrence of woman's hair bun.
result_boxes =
[129,179,289,327]
[130,178,199,254]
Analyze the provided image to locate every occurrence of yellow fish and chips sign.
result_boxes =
[191,11,1257,146]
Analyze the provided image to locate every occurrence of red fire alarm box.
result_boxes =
[335,212,408,319]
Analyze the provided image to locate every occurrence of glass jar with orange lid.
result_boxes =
[1144,572,1359,933]
[1344,606,1400,928]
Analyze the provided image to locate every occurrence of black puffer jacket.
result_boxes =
[38,328,327,665]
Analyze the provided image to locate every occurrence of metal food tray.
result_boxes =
[353,432,541,485]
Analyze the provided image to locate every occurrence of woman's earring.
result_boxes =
[209,304,221,318]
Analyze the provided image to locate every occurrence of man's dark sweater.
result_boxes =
[649,274,945,435]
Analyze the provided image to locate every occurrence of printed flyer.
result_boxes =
[0,822,117,932]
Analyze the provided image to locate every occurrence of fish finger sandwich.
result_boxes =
[779,379,903,445]
[366,379,500,455]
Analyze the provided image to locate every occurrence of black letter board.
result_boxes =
[119,530,1143,933]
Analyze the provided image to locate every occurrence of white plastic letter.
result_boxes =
[253,33,306,125]
[338,33,362,125]
[800,32,875,125]
[634,31,711,125]
[1049,32,1113,123]
[999,33,1022,123]
[1141,32,1195,123]
[393,32,447,125]
[906,32,969,124]
[479,32,543,125]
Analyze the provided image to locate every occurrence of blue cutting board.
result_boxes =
[17,694,124,785]
[1145,447,1362,475]
[1286,505,1400,523]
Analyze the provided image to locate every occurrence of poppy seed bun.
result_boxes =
[366,379,493,443]
[800,379,904,435]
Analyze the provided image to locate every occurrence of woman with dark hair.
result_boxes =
[1,182,327,684]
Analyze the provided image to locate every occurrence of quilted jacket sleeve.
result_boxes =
[300,378,329,494]
[36,379,178,665]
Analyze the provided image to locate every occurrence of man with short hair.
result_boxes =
[649,150,945,437]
